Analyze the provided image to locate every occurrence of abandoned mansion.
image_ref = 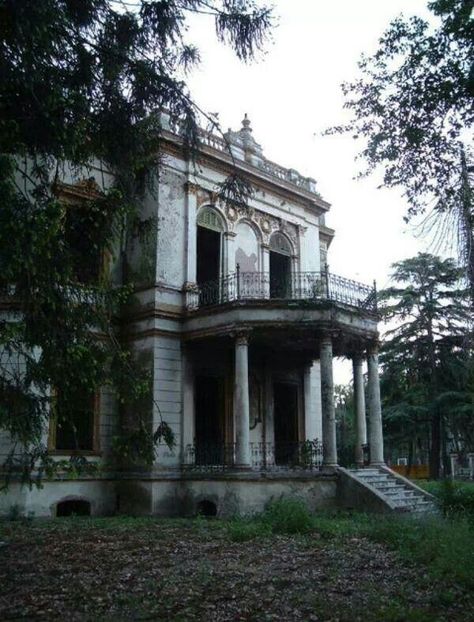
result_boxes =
[0,115,437,517]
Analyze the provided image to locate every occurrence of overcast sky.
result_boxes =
[185,0,437,382]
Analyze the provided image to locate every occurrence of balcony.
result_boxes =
[185,269,377,314]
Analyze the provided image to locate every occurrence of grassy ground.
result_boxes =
[1,505,474,622]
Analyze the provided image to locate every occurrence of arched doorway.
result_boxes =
[196,207,224,304]
[269,232,292,298]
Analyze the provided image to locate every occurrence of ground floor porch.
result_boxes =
[180,325,384,474]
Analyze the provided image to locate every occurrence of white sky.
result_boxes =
[185,0,437,382]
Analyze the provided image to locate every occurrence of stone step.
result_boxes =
[346,467,437,516]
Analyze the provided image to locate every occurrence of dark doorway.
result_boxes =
[195,376,225,465]
[270,251,291,298]
[197,226,221,305]
[273,382,299,465]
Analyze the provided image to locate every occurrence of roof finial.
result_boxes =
[242,113,252,132]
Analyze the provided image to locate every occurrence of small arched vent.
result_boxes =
[196,499,217,517]
[56,499,91,517]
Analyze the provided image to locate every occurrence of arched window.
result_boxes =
[197,206,225,232]
[196,207,225,304]
[270,232,292,256]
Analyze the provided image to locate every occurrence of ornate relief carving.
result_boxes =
[226,205,238,222]
[184,181,199,195]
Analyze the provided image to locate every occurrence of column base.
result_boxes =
[370,461,385,467]
[232,463,252,471]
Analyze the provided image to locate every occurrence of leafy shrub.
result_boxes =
[227,519,271,542]
[436,480,474,520]
[261,498,314,535]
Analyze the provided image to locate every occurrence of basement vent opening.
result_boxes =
[56,499,91,517]
[197,499,217,517]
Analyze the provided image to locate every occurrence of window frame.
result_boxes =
[48,390,101,456]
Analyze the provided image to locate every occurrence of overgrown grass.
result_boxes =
[417,479,474,520]
[311,511,474,592]
[227,498,314,542]
[225,497,474,592]
[3,497,474,595]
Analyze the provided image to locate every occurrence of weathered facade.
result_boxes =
[2,116,436,518]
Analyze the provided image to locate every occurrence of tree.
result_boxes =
[331,0,474,297]
[334,384,356,468]
[0,0,273,485]
[380,253,471,478]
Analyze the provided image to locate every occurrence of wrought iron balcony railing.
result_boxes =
[182,440,323,472]
[186,268,377,313]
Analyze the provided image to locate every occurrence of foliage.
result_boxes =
[330,0,474,294]
[334,384,356,467]
[379,253,472,477]
[260,498,314,534]
[226,497,315,540]
[227,517,271,542]
[0,0,273,484]
[420,479,474,520]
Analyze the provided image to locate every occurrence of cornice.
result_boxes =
[160,132,330,215]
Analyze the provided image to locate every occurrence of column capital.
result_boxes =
[224,231,237,239]
[367,341,381,356]
[352,352,365,366]
[234,331,250,346]
[320,332,333,347]
[184,181,200,195]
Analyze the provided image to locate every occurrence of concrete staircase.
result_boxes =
[342,466,438,516]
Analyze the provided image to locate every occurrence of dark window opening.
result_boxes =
[55,392,95,451]
[56,499,91,517]
[195,376,225,465]
[197,500,217,517]
[273,382,299,465]
[197,226,221,305]
[270,251,291,298]
[64,204,104,284]
[197,226,221,284]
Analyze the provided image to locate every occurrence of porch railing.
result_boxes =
[182,440,323,472]
[185,268,377,313]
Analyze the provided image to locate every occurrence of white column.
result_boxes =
[312,361,323,441]
[468,453,474,480]
[367,344,384,465]
[234,332,251,467]
[320,335,337,467]
[262,243,270,298]
[184,182,198,285]
[304,362,322,441]
[450,453,458,479]
[181,347,195,465]
[353,354,367,467]
[225,231,236,275]
[303,364,313,440]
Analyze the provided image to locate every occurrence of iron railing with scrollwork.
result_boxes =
[182,440,323,472]
[186,269,377,313]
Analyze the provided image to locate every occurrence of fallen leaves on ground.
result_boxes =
[0,517,471,621]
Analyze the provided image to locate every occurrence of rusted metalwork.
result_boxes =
[182,440,323,472]
[186,270,377,313]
